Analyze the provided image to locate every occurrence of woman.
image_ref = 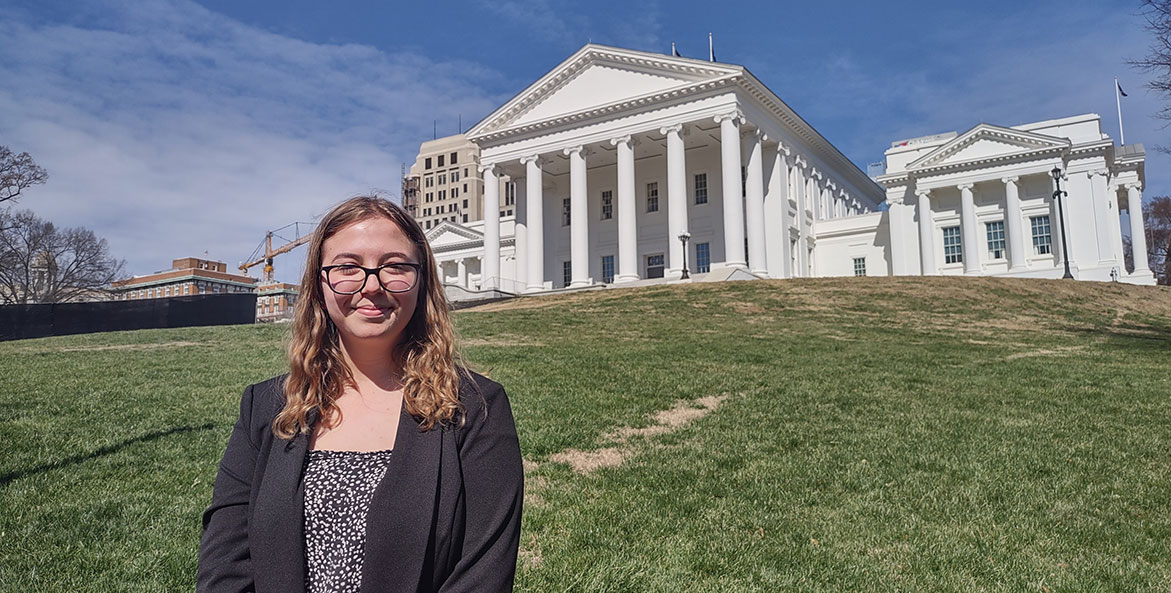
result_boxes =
[198,196,524,593]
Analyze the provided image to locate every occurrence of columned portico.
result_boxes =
[663,124,688,278]
[717,112,747,269]
[565,145,592,287]
[1127,182,1151,275]
[743,128,767,276]
[1002,176,1027,271]
[916,189,936,275]
[958,183,980,274]
[521,155,545,292]
[463,44,885,292]
[480,164,501,288]
[612,135,640,282]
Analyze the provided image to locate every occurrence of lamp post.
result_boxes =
[678,230,691,279]
[1051,167,1075,280]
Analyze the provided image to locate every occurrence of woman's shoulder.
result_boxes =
[457,369,505,401]
[242,374,290,422]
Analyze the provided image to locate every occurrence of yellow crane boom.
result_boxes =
[240,223,314,283]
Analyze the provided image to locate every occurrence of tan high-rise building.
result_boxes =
[405,134,515,230]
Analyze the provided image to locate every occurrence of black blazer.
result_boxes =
[197,372,524,593]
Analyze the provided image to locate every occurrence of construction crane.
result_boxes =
[240,222,315,283]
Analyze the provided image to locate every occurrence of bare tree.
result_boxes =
[1142,195,1171,283]
[0,146,49,205]
[0,209,125,304]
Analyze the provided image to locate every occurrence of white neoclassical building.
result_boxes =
[424,44,1153,296]
[879,114,1151,283]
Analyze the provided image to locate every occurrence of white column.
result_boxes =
[959,183,980,274]
[662,124,688,278]
[794,161,809,276]
[457,258,468,288]
[513,177,527,291]
[611,135,640,282]
[716,112,747,269]
[916,189,937,275]
[1107,181,1126,271]
[1002,176,1027,272]
[1128,182,1151,274]
[1048,176,1066,267]
[521,155,545,292]
[480,164,501,289]
[564,145,591,287]
[743,129,768,276]
[886,194,907,276]
[764,146,790,278]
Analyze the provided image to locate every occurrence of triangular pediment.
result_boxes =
[426,221,482,247]
[467,44,742,138]
[908,123,1071,171]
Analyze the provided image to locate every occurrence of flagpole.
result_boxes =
[1115,76,1126,145]
[709,33,714,62]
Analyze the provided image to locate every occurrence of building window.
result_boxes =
[463,199,468,209]
[601,190,613,220]
[505,182,516,206]
[437,154,445,167]
[425,176,433,188]
[646,182,659,212]
[696,242,710,273]
[854,257,867,277]
[986,220,1006,259]
[695,173,708,204]
[425,157,432,170]
[463,183,468,193]
[425,220,432,229]
[452,170,460,182]
[943,226,963,264]
[462,214,468,223]
[563,261,572,288]
[438,173,446,185]
[452,187,459,198]
[184,285,190,295]
[450,152,458,165]
[562,198,571,226]
[439,190,446,200]
[426,192,433,202]
[646,254,665,279]
[464,168,469,177]
[1031,215,1052,255]
[602,255,615,283]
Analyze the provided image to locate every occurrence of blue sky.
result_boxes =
[0,0,1164,283]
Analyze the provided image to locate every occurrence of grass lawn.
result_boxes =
[2,276,1170,591]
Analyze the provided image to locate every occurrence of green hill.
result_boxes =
[2,277,1170,591]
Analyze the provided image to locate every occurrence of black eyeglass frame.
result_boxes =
[320,263,424,295]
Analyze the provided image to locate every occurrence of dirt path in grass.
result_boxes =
[518,393,729,569]
[543,394,728,475]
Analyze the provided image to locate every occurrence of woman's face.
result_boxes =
[319,215,421,349]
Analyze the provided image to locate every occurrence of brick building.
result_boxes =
[111,257,257,300]
[256,282,299,322]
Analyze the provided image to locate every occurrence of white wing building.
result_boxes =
[423,44,1153,296]
[879,114,1151,284]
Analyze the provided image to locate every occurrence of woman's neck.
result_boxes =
[339,338,403,392]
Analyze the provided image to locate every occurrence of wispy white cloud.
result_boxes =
[0,0,509,282]
[768,5,1171,196]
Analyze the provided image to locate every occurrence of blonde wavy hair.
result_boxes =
[273,196,465,438]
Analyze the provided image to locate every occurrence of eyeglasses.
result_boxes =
[321,263,423,295]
